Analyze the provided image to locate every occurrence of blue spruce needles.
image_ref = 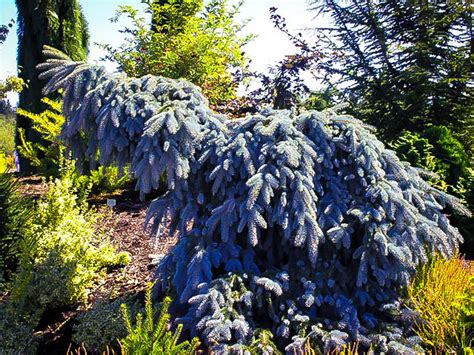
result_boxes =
[38,46,470,353]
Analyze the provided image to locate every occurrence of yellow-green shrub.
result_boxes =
[407,254,473,352]
[11,175,130,313]
[0,153,7,173]
[0,114,16,172]
[17,98,64,176]
[0,174,131,352]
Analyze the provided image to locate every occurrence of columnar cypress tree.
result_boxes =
[38,47,470,352]
[15,0,89,171]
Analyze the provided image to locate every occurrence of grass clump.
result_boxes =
[407,254,473,352]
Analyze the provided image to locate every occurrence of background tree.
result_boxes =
[101,0,252,108]
[151,0,197,33]
[15,0,89,171]
[0,19,15,45]
[309,0,473,151]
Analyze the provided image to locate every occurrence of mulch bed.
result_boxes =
[91,200,176,301]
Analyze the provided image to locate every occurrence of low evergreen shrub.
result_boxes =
[11,174,130,312]
[120,285,200,354]
[38,46,470,353]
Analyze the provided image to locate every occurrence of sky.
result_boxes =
[0,0,328,104]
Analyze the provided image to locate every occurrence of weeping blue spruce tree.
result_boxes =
[38,47,470,353]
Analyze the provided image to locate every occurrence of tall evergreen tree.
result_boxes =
[15,0,89,171]
[309,0,473,151]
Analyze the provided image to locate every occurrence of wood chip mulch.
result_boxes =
[90,200,177,303]
[18,175,49,199]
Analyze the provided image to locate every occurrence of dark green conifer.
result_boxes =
[15,0,89,171]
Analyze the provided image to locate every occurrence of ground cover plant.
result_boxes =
[36,46,471,353]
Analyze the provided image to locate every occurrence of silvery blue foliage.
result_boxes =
[38,46,469,353]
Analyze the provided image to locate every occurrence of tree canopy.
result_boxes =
[101,0,252,108]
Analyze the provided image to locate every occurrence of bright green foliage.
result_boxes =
[460,276,474,352]
[393,132,438,175]
[392,126,473,199]
[73,297,136,352]
[0,154,7,172]
[0,173,32,283]
[17,98,64,176]
[0,114,16,157]
[407,254,473,352]
[422,126,471,187]
[393,127,474,257]
[244,329,281,354]
[101,0,251,107]
[73,166,132,198]
[120,286,200,355]
[11,175,130,314]
[0,76,23,99]
[0,115,16,172]
[0,173,129,353]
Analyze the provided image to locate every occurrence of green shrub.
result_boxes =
[0,153,7,173]
[73,297,135,352]
[392,126,472,197]
[423,125,470,184]
[0,303,38,354]
[102,0,252,107]
[0,173,32,283]
[11,175,130,314]
[120,286,200,355]
[0,173,131,351]
[0,114,16,156]
[0,76,23,99]
[244,329,281,354]
[393,127,474,257]
[73,166,132,198]
[407,254,473,352]
[17,98,64,177]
